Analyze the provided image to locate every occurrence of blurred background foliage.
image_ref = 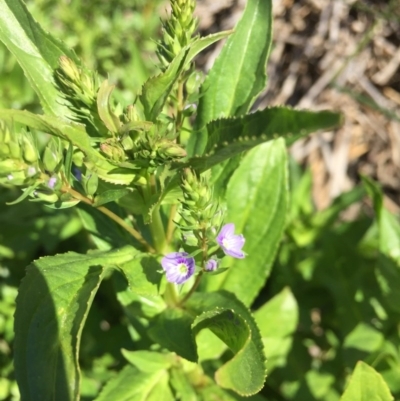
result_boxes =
[1,0,400,400]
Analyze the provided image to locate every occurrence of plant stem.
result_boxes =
[179,272,203,306]
[164,282,179,307]
[150,205,167,254]
[63,186,156,253]
[166,204,177,244]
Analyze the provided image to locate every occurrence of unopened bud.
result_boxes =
[8,141,21,159]
[158,141,187,159]
[100,142,125,162]
[21,137,38,163]
[121,135,134,151]
[0,143,10,157]
[83,173,98,196]
[185,71,203,94]
[59,56,81,82]
[0,159,23,174]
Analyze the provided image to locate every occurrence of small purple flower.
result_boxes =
[161,252,195,284]
[47,176,57,189]
[205,259,219,271]
[216,223,245,259]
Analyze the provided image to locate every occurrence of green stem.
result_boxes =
[150,205,167,254]
[179,272,203,306]
[164,282,179,307]
[166,204,177,245]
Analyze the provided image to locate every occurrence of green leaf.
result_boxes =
[186,107,343,171]
[140,49,188,121]
[76,204,132,251]
[188,291,267,396]
[169,367,198,401]
[93,188,133,207]
[0,0,76,116]
[362,176,400,265]
[254,288,298,372]
[190,0,273,156]
[203,139,288,306]
[118,256,165,297]
[94,364,174,401]
[340,361,393,401]
[148,308,198,362]
[97,80,121,133]
[14,246,138,401]
[186,31,233,66]
[343,323,384,353]
[121,350,173,373]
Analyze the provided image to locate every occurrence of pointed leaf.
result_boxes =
[186,31,233,65]
[340,361,393,401]
[140,49,188,121]
[186,107,342,172]
[97,80,120,133]
[14,246,138,401]
[202,139,288,306]
[190,0,273,155]
[0,0,76,116]
[94,365,173,401]
[121,350,173,373]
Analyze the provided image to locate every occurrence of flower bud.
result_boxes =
[0,143,10,157]
[21,136,38,163]
[59,56,81,82]
[42,138,62,173]
[0,159,23,174]
[186,70,202,93]
[82,173,98,197]
[8,141,21,159]
[158,141,187,159]
[100,142,125,162]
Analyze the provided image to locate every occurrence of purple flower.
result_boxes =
[216,223,245,259]
[161,252,195,284]
[205,259,218,271]
[47,176,57,189]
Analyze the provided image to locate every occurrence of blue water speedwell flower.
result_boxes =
[205,258,218,271]
[161,252,195,284]
[216,223,245,259]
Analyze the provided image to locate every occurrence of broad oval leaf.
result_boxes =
[188,291,267,396]
[14,246,138,401]
[202,139,288,306]
[254,288,299,372]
